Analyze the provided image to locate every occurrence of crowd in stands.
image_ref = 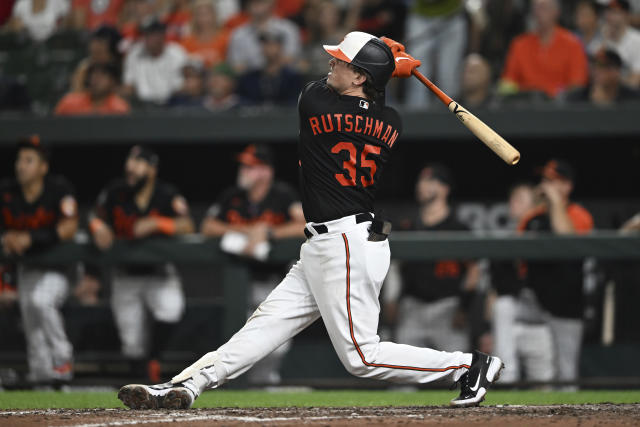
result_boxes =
[1,0,640,115]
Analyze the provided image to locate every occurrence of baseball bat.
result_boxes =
[411,69,520,165]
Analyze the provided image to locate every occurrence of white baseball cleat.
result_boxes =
[450,350,504,407]
[118,382,195,410]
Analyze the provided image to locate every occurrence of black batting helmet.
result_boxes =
[323,32,395,91]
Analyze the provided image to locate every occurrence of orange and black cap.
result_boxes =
[539,159,575,181]
[419,163,453,188]
[129,145,159,167]
[237,144,273,167]
[17,134,49,161]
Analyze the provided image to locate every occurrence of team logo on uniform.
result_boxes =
[359,100,369,110]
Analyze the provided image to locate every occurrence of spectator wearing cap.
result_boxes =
[70,25,123,93]
[518,160,594,385]
[499,0,588,98]
[602,0,640,88]
[9,0,70,42]
[201,144,305,385]
[71,0,125,30]
[567,48,639,105]
[226,0,301,73]
[122,19,188,104]
[179,0,231,68]
[167,60,206,109]
[236,30,302,107]
[383,164,479,354]
[55,63,130,115]
[574,0,604,56]
[204,62,240,112]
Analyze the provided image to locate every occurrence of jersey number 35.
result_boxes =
[331,142,381,188]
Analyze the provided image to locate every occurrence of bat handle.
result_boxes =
[411,69,453,106]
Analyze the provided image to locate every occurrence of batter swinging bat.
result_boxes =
[411,69,520,165]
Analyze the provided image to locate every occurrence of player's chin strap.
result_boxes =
[171,351,227,387]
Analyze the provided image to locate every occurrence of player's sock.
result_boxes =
[180,367,218,398]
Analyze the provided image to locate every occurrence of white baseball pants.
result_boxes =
[17,266,73,382]
[174,215,472,390]
[111,270,185,359]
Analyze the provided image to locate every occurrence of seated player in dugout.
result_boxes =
[119,32,504,410]
[0,135,78,385]
[200,144,305,385]
[383,164,479,353]
[88,146,195,383]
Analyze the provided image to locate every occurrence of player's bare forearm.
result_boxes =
[463,261,480,291]
[272,221,306,239]
[174,216,195,235]
[200,218,251,237]
[272,203,306,238]
[57,217,78,241]
[549,203,576,234]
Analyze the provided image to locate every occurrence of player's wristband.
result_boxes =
[29,228,59,249]
[156,217,176,235]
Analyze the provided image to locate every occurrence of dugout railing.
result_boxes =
[2,233,640,387]
[2,232,639,339]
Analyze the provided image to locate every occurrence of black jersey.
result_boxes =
[206,181,300,280]
[298,79,402,223]
[0,175,77,252]
[206,181,299,226]
[400,211,471,303]
[94,179,189,239]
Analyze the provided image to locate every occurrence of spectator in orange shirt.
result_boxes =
[55,63,130,116]
[499,0,588,98]
[179,0,231,68]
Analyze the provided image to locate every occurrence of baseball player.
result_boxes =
[518,160,593,385]
[119,32,504,409]
[201,144,306,385]
[0,136,78,384]
[383,165,479,353]
[490,183,555,384]
[90,146,195,383]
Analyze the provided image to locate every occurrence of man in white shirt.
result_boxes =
[11,0,69,42]
[123,19,188,104]
[226,0,301,73]
[602,0,640,88]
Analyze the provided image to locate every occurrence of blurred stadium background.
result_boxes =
[1,0,640,394]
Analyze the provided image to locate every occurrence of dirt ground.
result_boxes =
[1,404,639,427]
